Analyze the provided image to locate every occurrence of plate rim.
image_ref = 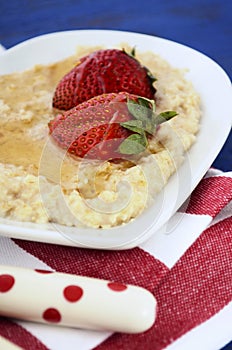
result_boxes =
[0,29,231,249]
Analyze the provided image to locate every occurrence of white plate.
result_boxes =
[0,30,231,249]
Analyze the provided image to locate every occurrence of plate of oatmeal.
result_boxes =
[0,30,231,249]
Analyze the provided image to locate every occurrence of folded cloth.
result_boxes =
[0,168,231,350]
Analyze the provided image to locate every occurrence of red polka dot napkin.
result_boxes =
[0,168,231,350]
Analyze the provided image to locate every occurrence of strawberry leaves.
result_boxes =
[119,132,148,155]
[154,110,178,125]
[124,47,157,85]
[119,97,177,155]
[127,97,153,121]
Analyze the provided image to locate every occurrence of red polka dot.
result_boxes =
[0,274,15,292]
[107,282,127,292]
[35,269,53,274]
[42,308,61,323]
[63,285,83,302]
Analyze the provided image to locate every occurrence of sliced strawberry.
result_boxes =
[52,48,156,111]
[49,92,177,161]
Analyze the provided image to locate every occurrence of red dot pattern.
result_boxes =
[0,269,129,328]
[63,285,83,302]
[0,274,15,292]
[34,269,54,274]
[107,282,127,292]
[42,308,61,323]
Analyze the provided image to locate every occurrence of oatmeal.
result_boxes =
[0,47,201,228]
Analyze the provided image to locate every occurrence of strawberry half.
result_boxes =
[52,48,156,111]
[49,92,177,161]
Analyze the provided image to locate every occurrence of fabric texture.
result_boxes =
[0,169,231,350]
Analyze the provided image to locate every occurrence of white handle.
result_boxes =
[0,265,156,333]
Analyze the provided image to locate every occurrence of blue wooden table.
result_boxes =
[0,1,231,349]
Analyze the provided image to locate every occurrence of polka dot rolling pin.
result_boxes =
[0,265,156,333]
